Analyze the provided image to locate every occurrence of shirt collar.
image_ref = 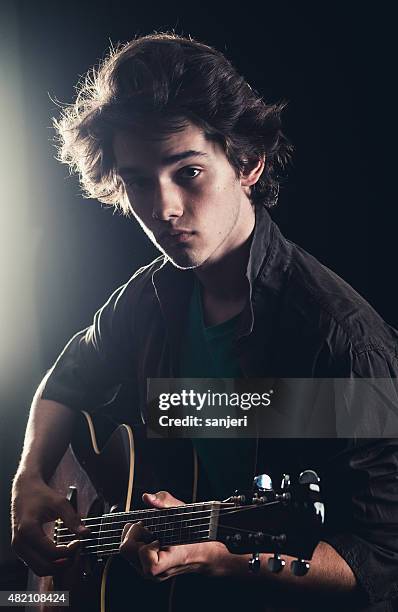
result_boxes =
[246,204,274,286]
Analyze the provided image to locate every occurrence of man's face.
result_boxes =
[113,122,257,270]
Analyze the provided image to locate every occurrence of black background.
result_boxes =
[1,0,396,588]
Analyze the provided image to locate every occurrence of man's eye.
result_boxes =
[179,167,202,180]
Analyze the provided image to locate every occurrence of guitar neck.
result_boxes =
[56,501,230,558]
[54,488,323,563]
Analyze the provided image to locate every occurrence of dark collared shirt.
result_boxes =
[42,205,398,610]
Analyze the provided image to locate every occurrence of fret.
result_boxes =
[208,501,220,540]
[188,503,204,543]
[189,503,200,542]
[171,507,179,545]
[203,503,212,540]
[148,507,159,541]
[158,506,166,543]
[179,504,188,545]
[163,507,175,545]
[128,509,142,525]
[74,501,227,558]
[112,514,121,549]
[97,513,111,560]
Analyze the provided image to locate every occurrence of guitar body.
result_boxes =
[29,411,196,612]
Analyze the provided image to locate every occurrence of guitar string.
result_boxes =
[79,521,278,557]
[81,532,213,556]
[57,506,268,544]
[57,513,279,555]
[94,500,223,513]
[56,511,214,540]
[73,502,233,527]
[56,503,269,546]
[81,525,262,557]
[85,541,211,557]
[84,528,212,552]
[56,503,274,550]
[80,535,213,558]
[56,502,267,536]
[56,509,214,533]
[58,525,212,546]
[56,516,213,544]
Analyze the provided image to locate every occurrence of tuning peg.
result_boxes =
[298,470,320,485]
[253,473,273,491]
[281,474,291,489]
[267,553,286,573]
[315,501,325,524]
[290,559,310,576]
[249,552,261,573]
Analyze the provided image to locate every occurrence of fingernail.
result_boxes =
[147,493,157,501]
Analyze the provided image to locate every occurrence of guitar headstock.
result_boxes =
[217,470,324,575]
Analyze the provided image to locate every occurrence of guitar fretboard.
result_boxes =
[56,501,229,558]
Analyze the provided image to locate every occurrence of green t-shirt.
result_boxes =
[179,278,256,499]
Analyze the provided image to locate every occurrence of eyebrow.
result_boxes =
[117,150,208,175]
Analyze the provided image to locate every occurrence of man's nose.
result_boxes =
[151,183,184,221]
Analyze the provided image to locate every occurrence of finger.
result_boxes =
[153,545,203,582]
[16,521,76,562]
[119,542,145,574]
[142,491,184,508]
[36,540,81,576]
[121,522,133,541]
[121,522,154,546]
[15,542,75,578]
[120,522,153,567]
[139,544,192,582]
[138,540,161,577]
[157,545,188,569]
[53,540,82,571]
[57,499,91,537]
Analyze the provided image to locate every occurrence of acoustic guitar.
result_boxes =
[28,411,325,612]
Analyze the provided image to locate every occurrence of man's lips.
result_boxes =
[158,230,195,243]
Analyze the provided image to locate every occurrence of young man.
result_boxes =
[11,33,398,611]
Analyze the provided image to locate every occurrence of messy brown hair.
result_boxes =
[54,32,293,214]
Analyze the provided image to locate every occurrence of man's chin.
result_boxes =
[168,256,203,271]
[163,249,205,271]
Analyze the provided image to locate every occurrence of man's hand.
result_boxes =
[119,491,228,581]
[11,473,90,577]
[119,491,359,602]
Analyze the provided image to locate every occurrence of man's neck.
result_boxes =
[194,235,253,327]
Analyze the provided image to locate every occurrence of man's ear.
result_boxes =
[240,156,265,189]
